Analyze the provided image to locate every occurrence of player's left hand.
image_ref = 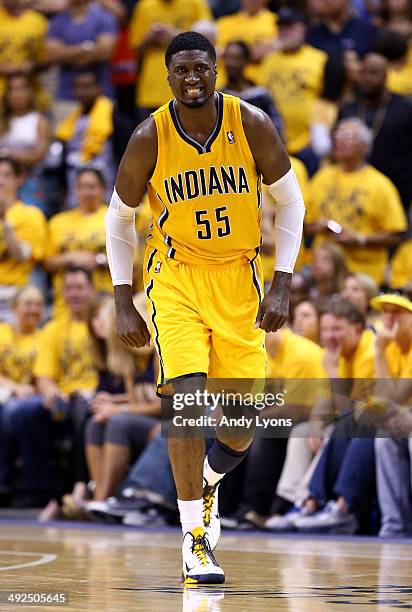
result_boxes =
[255,271,291,332]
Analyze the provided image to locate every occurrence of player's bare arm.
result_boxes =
[241,101,305,333]
[106,117,158,348]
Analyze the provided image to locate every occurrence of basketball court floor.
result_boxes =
[0,521,410,611]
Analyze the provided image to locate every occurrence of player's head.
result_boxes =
[165,31,217,109]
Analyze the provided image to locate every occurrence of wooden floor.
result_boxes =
[0,522,411,611]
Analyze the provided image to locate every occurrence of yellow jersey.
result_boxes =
[147,92,261,267]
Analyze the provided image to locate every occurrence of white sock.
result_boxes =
[203,455,225,486]
[177,498,204,534]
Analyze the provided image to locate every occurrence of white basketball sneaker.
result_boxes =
[203,477,222,551]
[182,527,225,584]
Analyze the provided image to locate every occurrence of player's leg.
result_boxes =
[167,374,224,584]
[143,249,224,583]
[203,258,267,549]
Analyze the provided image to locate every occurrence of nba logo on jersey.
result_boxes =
[154,261,162,273]
[227,131,235,144]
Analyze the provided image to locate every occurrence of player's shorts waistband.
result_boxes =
[145,240,260,270]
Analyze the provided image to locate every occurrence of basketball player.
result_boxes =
[105,31,305,584]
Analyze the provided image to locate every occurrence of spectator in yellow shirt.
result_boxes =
[129,0,212,121]
[305,118,407,284]
[0,286,44,402]
[320,298,375,382]
[217,0,277,83]
[0,0,48,101]
[3,267,97,505]
[0,157,47,322]
[0,285,44,501]
[259,8,327,175]
[44,167,112,319]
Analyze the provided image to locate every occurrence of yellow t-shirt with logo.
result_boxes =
[261,156,309,282]
[33,318,97,395]
[0,8,47,99]
[0,201,47,286]
[46,206,112,319]
[306,164,407,283]
[129,0,211,108]
[0,323,42,384]
[390,239,412,288]
[388,47,412,97]
[217,9,277,83]
[259,44,327,153]
[385,341,412,378]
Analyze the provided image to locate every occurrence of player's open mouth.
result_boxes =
[184,87,204,95]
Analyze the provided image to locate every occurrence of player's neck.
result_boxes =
[174,94,218,137]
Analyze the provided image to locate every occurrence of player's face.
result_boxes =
[168,50,217,109]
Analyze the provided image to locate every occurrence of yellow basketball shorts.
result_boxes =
[143,247,266,388]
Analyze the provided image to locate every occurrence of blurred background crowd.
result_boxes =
[1,0,412,538]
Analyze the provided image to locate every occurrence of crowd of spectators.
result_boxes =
[1,0,412,539]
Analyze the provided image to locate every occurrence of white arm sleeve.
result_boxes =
[105,188,137,286]
[267,168,306,274]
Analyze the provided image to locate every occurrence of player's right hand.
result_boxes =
[116,306,151,348]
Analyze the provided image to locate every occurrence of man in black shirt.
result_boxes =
[338,52,412,210]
